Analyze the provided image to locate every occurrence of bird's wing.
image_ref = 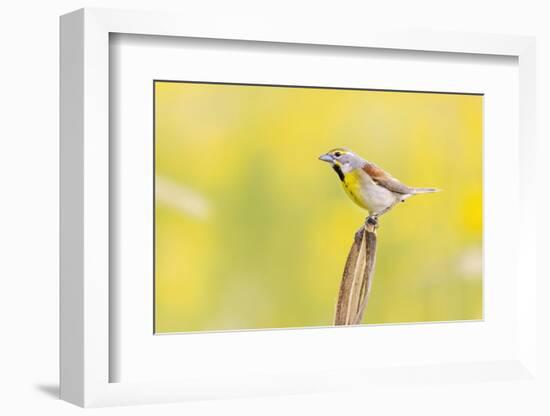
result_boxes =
[362,162,412,194]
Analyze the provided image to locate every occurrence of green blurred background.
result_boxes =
[154,81,482,333]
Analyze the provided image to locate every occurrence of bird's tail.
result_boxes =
[412,187,440,194]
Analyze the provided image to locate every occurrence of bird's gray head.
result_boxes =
[318,148,364,178]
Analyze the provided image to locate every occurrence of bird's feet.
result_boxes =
[366,215,379,228]
[355,216,379,241]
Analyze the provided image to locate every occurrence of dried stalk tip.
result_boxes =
[334,217,378,326]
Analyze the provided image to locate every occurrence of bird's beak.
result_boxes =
[318,153,334,163]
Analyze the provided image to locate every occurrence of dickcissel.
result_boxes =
[319,148,439,222]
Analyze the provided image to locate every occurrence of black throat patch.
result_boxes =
[332,164,345,181]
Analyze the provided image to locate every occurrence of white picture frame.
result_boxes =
[60,7,537,407]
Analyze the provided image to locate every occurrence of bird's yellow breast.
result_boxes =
[341,169,369,210]
[340,168,397,214]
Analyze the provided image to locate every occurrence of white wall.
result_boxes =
[1,1,548,414]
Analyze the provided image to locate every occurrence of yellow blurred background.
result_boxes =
[154,81,482,333]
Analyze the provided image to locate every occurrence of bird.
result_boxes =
[319,148,439,224]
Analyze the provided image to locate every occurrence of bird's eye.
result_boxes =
[334,151,341,157]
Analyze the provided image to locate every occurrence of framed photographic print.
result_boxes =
[60,8,538,408]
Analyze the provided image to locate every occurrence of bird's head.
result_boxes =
[319,148,364,177]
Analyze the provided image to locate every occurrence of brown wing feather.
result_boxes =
[362,162,412,194]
